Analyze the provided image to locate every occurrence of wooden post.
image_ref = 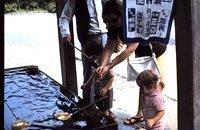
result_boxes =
[1,2,4,129]
[175,0,200,129]
[55,0,78,95]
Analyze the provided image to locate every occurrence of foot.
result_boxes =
[104,110,116,119]
[124,116,143,125]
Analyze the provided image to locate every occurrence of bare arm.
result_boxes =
[109,42,139,69]
[96,39,117,77]
[97,42,139,78]
[99,76,114,96]
[100,39,117,67]
[146,110,165,128]
[81,73,94,89]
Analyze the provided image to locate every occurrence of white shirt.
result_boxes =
[59,0,107,38]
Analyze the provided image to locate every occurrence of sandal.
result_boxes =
[104,110,116,119]
[107,110,116,119]
[124,116,143,125]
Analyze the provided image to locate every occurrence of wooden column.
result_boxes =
[55,0,78,95]
[1,2,4,129]
[175,0,200,129]
[192,1,200,129]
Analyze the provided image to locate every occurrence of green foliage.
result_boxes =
[5,3,19,13]
[5,0,56,13]
[45,2,56,13]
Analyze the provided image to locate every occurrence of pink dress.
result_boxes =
[142,89,165,130]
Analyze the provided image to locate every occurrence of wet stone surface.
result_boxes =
[4,67,117,130]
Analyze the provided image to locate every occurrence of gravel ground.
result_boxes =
[5,12,177,130]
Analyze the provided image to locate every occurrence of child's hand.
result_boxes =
[81,83,90,90]
[145,119,155,128]
[99,87,108,96]
[81,84,86,90]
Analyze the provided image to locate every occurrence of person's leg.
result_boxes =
[151,42,167,81]
[135,88,144,117]
[81,44,93,104]
[81,45,92,84]
[97,70,114,109]
[96,71,115,119]
[124,88,144,124]
[103,88,116,119]
[156,54,166,81]
[96,87,113,110]
[82,35,104,104]
[95,88,116,119]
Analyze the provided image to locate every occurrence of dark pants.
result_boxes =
[135,43,167,58]
[89,70,114,110]
[93,87,113,111]
[81,33,108,103]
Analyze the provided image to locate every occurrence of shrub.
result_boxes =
[5,0,56,13]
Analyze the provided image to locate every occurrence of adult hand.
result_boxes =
[96,65,105,77]
[145,119,155,128]
[96,64,111,79]
[63,34,72,43]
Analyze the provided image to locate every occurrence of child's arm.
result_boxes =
[145,110,165,128]
[81,73,95,89]
[99,76,114,96]
[99,70,114,96]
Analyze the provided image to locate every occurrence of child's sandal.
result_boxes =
[124,116,143,125]
[107,110,116,119]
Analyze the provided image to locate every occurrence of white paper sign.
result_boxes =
[124,0,174,43]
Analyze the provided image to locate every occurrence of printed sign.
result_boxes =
[123,0,174,44]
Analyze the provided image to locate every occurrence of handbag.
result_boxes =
[127,53,161,82]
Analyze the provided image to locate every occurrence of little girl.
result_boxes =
[136,69,165,130]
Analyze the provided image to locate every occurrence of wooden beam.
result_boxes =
[55,0,78,95]
[176,0,200,129]
[192,0,200,129]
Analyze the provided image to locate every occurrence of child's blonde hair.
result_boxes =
[136,69,165,90]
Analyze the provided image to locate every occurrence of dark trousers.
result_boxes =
[93,86,113,111]
[81,33,107,103]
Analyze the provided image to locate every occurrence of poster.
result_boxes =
[123,0,174,44]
